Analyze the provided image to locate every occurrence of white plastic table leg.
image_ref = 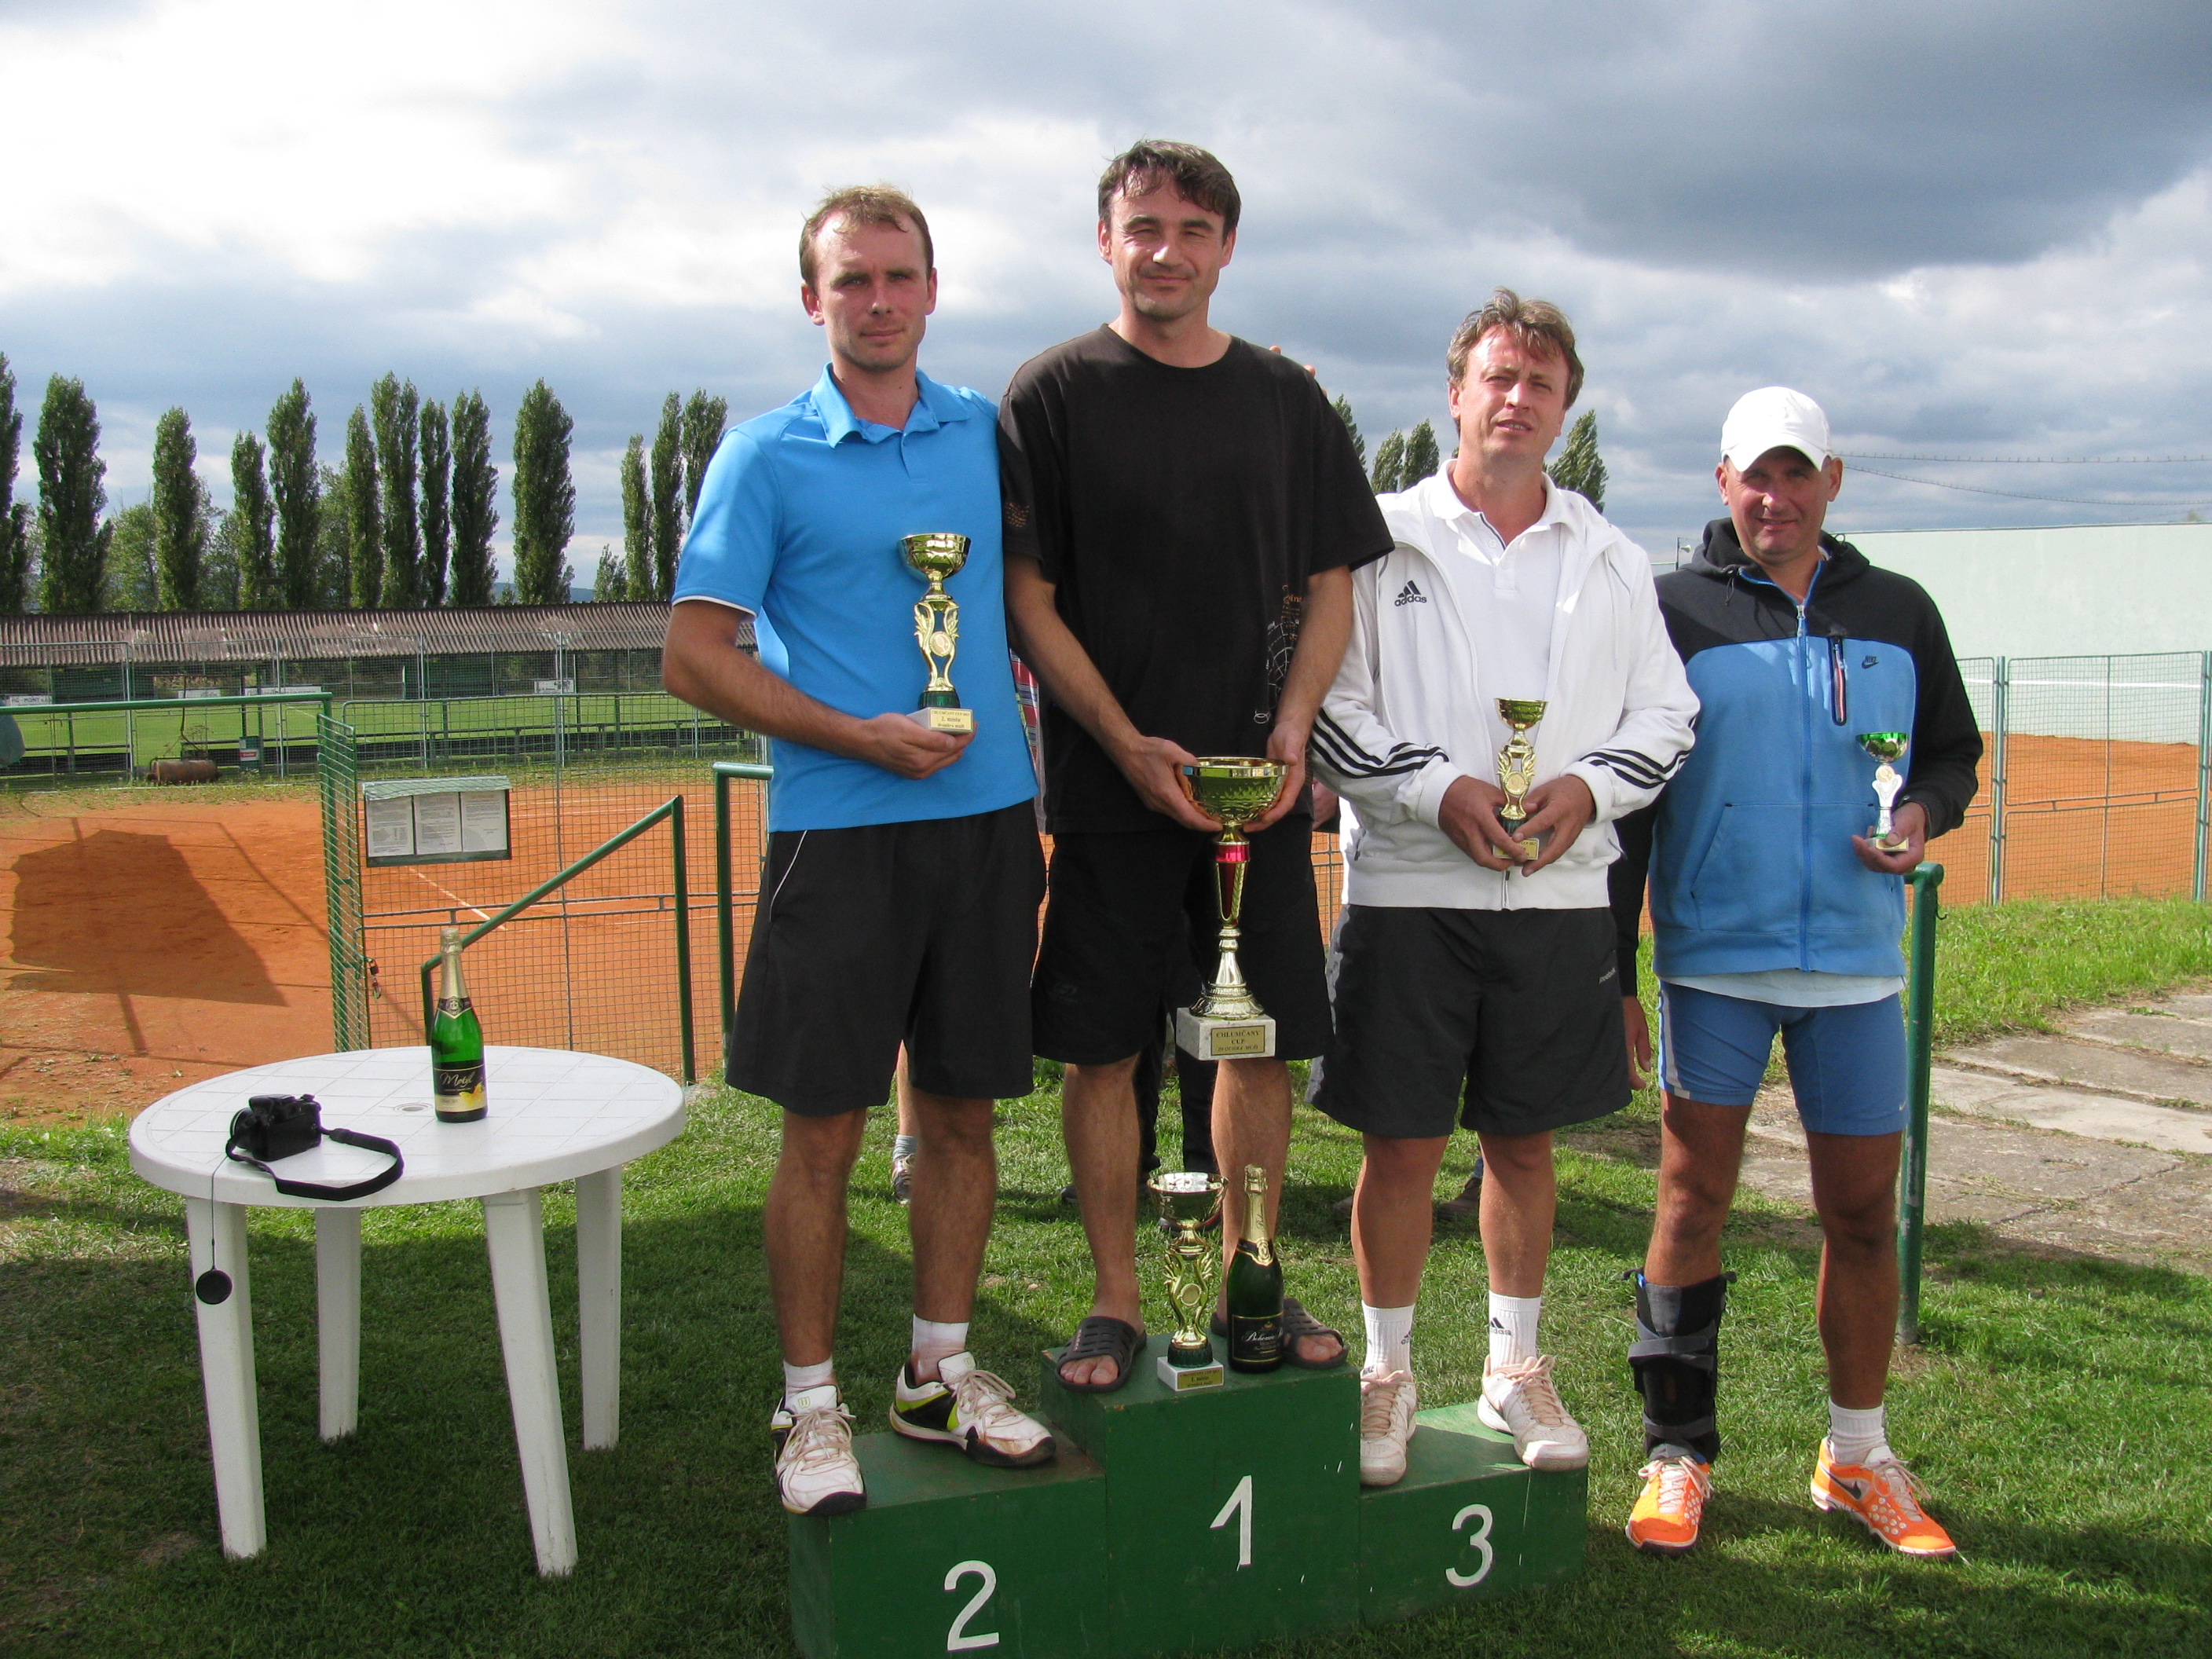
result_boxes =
[482,1187,577,1577]
[574,1166,621,1451]
[315,1208,363,1441]
[184,1196,265,1559]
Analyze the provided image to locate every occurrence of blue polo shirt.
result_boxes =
[673,367,1036,832]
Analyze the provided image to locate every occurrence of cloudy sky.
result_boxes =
[4,0,2211,574]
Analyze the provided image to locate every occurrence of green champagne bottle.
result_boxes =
[1225,1163,1283,1372]
[431,925,487,1122]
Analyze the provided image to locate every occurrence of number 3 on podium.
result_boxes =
[1445,1503,1494,1587]
[944,1560,999,1651]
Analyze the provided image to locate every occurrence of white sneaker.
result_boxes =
[892,1152,915,1206]
[771,1384,866,1516]
[1358,1370,1417,1487]
[1478,1354,1590,1471]
[889,1351,1056,1467]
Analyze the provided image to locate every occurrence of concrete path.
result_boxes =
[1734,987,2212,1276]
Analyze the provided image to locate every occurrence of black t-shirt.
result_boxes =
[998,327,1391,833]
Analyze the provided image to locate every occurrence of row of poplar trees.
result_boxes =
[0,351,728,617]
[1333,394,1609,509]
[588,394,730,604]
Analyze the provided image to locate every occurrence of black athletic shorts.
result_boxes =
[727,802,1045,1117]
[1313,905,1628,1139]
[1031,817,1331,1064]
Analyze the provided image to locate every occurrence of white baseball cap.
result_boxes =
[1721,386,1831,471]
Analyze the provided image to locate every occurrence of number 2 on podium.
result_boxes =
[1211,1474,1254,1568]
[944,1560,999,1650]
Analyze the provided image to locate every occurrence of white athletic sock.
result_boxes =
[782,1358,835,1402]
[1488,1292,1542,1368]
[892,1133,918,1159]
[1828,1401,1889,1467]
[1361,1302,1415,1378]
[911,1317,969,1379]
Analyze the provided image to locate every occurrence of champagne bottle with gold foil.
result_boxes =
[431,925,487,1122]
[1225,1163,1283,1372]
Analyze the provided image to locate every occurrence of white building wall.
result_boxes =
[1840,522,2212,660]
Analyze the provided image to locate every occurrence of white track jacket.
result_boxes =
[1312,474,1699,911]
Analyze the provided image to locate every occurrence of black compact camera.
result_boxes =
[229,1093,324,1163]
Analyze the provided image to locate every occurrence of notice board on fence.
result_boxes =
[361,775,512,866]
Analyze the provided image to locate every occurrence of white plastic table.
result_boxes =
[127,1046,685,1577]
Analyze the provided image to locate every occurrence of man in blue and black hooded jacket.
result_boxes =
[1609,386,1980,1561]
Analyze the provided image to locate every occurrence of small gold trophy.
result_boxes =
[1495,698,1547,862]
[901,532,975,734]
[1148,1169,1228,1393]
[1859,732,1910,851]
[1175,759,1288,1060]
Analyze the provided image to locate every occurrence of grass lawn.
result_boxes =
[4,900,2210,1657]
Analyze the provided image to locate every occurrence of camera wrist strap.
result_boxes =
[223,1126,405,1201]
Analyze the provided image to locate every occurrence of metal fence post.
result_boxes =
[672,797,694,1086]
[1897,861,1944,1346]
[712,760,774,1073]
[1987,658,2009,906]
[2196,650,2211,906]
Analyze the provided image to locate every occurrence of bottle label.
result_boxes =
[434,1063,486,1116]
[1229,1314,1282,1365]
[437,996,472,1016]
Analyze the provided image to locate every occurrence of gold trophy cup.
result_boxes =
[1495,698,1547,862]
[1148,1169,1228,1392]
[902,532,975,734]
[1174,759,1288,1060]
[1859,731,1910,851]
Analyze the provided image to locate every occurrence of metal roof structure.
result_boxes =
[0,602,741,668]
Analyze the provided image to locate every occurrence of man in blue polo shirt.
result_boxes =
[663,186,1053,1518]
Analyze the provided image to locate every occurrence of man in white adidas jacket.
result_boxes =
[1310,290,1697,1487]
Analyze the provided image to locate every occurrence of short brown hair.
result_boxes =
[1446,288,1584,407]
[800,185,933,288]
[1097,141,1240,236]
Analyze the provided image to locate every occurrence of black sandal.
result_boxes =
[1280,1297,1346,1370]
[1208,1297,1347,1370]
[1056,1315,1143,1393]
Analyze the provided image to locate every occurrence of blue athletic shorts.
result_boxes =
[1656,983,1906,1136]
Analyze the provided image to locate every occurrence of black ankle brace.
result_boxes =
[1627,1271,1733,1463]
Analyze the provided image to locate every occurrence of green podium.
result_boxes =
[788,1340,1584,1659]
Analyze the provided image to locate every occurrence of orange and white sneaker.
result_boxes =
[1625,1452,1711,1556]
[1811,1441,1957,1559]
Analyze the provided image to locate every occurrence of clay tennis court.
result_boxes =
[2,734,2201,1128]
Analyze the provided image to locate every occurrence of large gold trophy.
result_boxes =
[901,532,975,734]
[1148,1169,1228,1392]
[1494,698,1547,862]
[1858,732,1910,851]
[1174,759,1288,1060]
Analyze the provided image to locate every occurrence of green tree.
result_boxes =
[591,544,626,602]
[1547,409,1607,513]
[0,354,30,613]
[104,502,157,611]
[1331,394,1365,472]
[152,408,207,611]
[372,374,421,607]
[1370,429,1405,495]
[448,390,498,606]
[314,463,352,607]
[342,405,382,608]
[201,500,242,611]
[419,398,451,606]
[229,430,277,609]
[267,379,320,610]
[679,390,726,523]
[35,375,108,614]
[621,433,651,602]
[651,393,685,599]
[510,379,575,606]
[1401,419,1440,487]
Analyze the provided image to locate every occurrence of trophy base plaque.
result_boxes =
[1157,1353,1225,1393]
[906,706,975,734]
[1868,828,1908,853]
[1176,1007,1276,1061]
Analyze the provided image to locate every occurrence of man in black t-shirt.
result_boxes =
[1000,141,1391,1391]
